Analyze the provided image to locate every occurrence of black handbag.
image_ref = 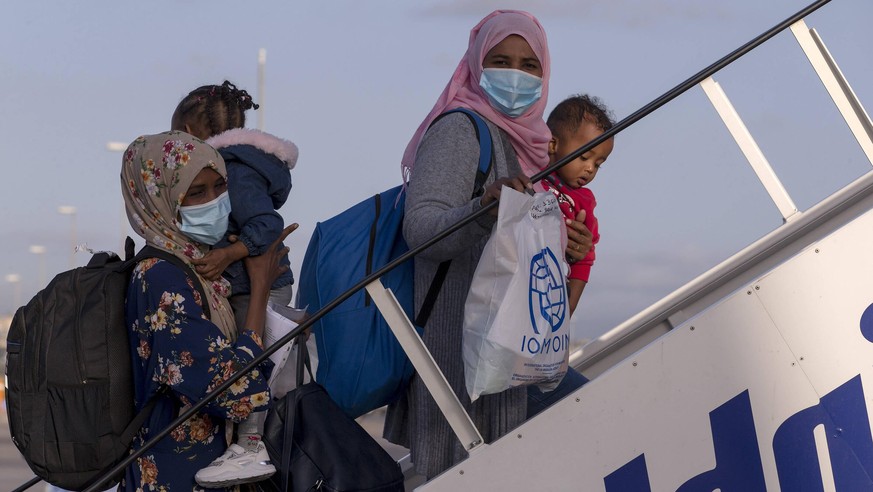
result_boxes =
[262,335,404,492]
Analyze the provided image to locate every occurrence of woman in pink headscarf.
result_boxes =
[384,10,592,479]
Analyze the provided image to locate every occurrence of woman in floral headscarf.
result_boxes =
[383,10,593,479]
[120,131,295,491]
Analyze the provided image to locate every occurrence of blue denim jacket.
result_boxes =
[208,128,298,296]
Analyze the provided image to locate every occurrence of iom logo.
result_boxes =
[528,247,566,334]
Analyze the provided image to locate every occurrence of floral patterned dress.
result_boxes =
[122,258,273,492]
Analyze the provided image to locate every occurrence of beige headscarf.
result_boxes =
[120,131,237,340]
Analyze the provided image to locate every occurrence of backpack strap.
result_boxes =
[415,261,452,328]
[363,192,385,308]
[79,385,170,490]
[134,245,212,319]
[118,385,169,446]
[427,108,494,197]
[414,109,494,327]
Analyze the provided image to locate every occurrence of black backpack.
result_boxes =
[4,240,209,490]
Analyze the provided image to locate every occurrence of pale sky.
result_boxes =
[2,0,871,341]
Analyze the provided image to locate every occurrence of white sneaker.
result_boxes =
[194,442,276,488]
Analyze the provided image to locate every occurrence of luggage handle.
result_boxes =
[280,335,314,492]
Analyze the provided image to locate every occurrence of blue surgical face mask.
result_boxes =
[179,191,231,245]
[479,68,543,118]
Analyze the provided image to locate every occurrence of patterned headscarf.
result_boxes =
[401,10,551,184]
[120,131,237,340]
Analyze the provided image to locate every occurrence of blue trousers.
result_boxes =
[526,367,589,419]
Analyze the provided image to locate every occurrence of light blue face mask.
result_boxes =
[479,68,543,118]
[179,191,231,245]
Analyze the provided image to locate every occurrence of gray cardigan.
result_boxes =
[383,111,526,479]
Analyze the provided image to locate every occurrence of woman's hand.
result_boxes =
[245,223,298,293]
[480,173,533,216]
[241,224,298,338]
[565,209,592,263]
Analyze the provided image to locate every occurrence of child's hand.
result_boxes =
[192,246,239,281]
[565,209,592,263]
[480,174,533,216]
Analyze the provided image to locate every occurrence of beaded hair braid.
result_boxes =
[172,80,260,138]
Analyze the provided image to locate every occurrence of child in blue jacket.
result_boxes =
[171,80,299,487]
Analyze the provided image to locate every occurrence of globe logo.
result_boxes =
[528,247,566,334]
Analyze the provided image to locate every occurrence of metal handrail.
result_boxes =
[66,0,832,490]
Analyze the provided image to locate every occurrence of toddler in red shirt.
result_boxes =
[544,94,615,315]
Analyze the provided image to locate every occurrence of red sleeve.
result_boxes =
[568,188,598,283]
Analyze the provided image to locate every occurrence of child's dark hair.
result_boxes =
[171,80,259,139]
[547,94,615,141]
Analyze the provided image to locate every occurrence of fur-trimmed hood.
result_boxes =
[207,128,298,169]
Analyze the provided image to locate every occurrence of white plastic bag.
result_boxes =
[463,187,570,401]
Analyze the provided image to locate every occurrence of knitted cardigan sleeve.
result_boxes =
[402,112,497,263]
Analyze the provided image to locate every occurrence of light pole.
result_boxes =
[58,205,77,268]
[107,141,128,253]
[258,48,266,131]
[106,141,127,152]
[29,245,46,287]
[5,273,21,313]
